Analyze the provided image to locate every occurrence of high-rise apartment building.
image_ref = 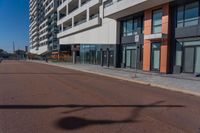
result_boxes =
[29,0,59,55]
[29,0,200,75]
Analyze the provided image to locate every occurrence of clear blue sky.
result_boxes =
[0,0,29,52]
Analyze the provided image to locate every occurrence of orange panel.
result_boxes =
[143,3,171,73]
[144,10,152,35]
[160,45,169,73]
[143,40,151,71]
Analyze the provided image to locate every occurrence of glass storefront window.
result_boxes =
[175,42,183,66]
[184,40,200,46]
[80,44,115,66]
[195,47,200,73]
[153,9,163,33]
[175,40,200,73]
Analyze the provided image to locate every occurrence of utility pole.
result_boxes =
[13,41,17,60]
[13,41,15,53]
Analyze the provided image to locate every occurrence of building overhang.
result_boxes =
[144,33,167,40]
[104,0,173,19]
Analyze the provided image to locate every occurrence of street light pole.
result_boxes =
[13,41,15,53]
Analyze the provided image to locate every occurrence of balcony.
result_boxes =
[58,6,67,20]
[144,33,167,40]
[68,0,79,14]
[81,0,91,6]
[58,17,101,38]
[45,1,57,17]
[57,0,101,25]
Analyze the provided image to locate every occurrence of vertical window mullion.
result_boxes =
[183,5,185,27]
[132,18,134,31]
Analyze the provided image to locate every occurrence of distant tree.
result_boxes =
[0,49,4,57]
[0,49,9,58]
[0,49,4,53]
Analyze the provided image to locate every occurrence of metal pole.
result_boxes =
[134,47,138,78]
[13,41,15,53]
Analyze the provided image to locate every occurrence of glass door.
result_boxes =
[109,50,114,66]
[195,47,200,73]
[131,49,137,68]
[103,51,107,66]
[151,43,161,71]
[183,47,195,73]
[126,50,131,67]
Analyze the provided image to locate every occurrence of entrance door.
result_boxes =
[131,49,137,68]
[183,47,195,73]
[195,47,200,73]
[103,51,107,66]
[109,50,114,66]
[126,50,131,67]
[151,43,161,71]
[125,48,137,68]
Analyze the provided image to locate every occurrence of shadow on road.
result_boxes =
[0,101,185,130]
[0,72,80,75]
[0,103,185,110]
[56,116,134,130]
[54,101,185,130]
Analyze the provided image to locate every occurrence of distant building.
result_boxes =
[29,0,59,55]
[15,50,26,60]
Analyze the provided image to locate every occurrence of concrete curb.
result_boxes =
[30,61,200,97]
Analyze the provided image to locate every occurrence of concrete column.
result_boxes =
[87,9,90,21]
[101,50,103,66]
[73,51,76,64]
[61,24,63,32]
[107,49,110,67]
[72,17,74,27]
[66,5,68,15]
[57,11,60,20]
[79,0,81,7]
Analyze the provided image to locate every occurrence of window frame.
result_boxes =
[152,9,163,34]
[176,1,200,28]
[121,17,142,37]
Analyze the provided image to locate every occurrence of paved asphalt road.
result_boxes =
[0,60,200,133]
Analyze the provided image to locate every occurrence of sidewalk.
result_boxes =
[30,60,200,97]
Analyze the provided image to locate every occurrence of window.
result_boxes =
[175,42,183,66]
[122,17,142,37]
[185,2,199,26]
[123,21,127,37]
[133,19,138,30]
[153,9,163,33]
[176,1,199,27]
[127,19,133,36]
[177,6,184,27]
[122,19,133,36]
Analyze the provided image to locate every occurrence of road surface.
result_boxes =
[0,60,200,133]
